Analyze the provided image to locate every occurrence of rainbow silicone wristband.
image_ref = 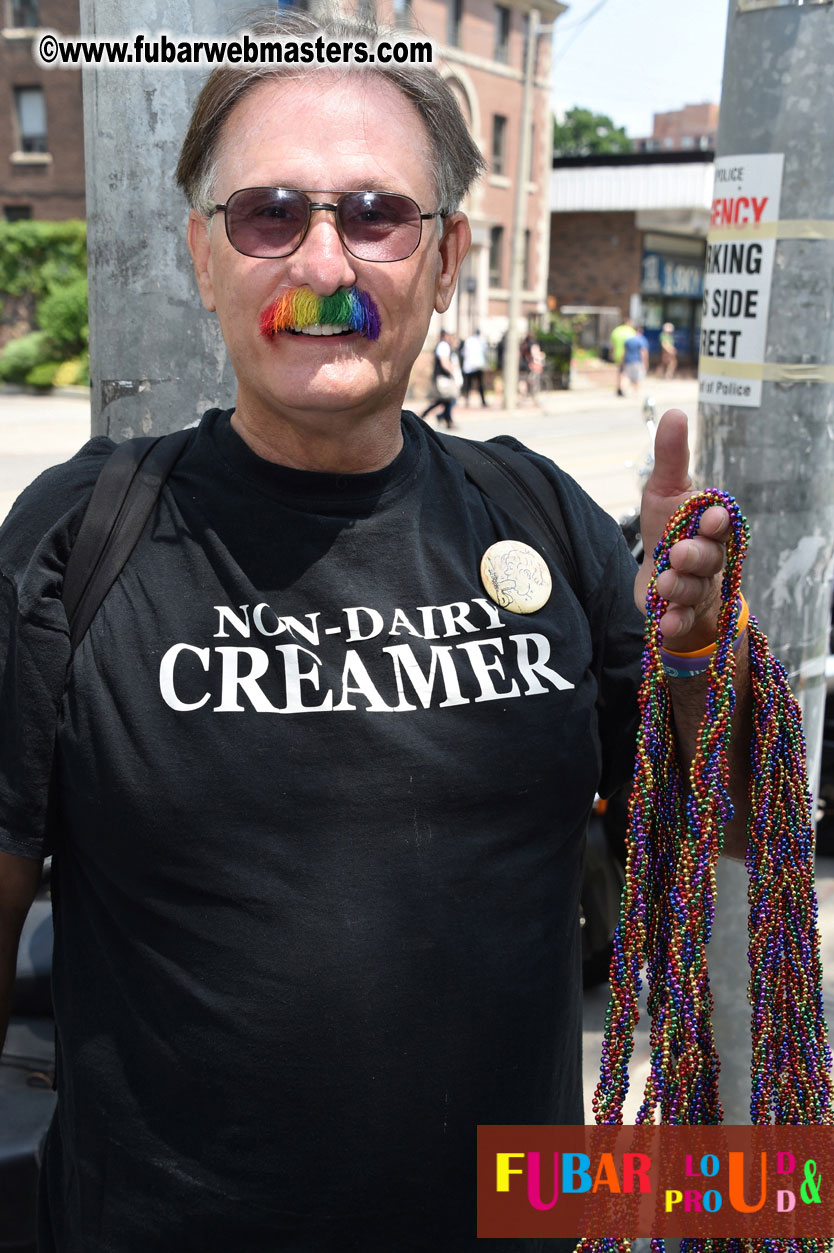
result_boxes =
[660,595,749,678]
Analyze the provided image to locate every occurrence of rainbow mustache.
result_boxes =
[259,286,381,341]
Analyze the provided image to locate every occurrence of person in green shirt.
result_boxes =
[610,319,635,396]
[660,321,678,378]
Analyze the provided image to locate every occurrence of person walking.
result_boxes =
[460,328,488,407]
[420,329,459,428]
[609,318,635,396]
[622,325,650,397]
[660,322,678,379]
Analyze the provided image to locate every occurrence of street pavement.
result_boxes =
[0,388,92,525]
[2,377,833,1123]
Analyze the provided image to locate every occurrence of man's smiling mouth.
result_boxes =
[260,286,381,340]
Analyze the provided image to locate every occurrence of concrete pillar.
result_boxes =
[80,0,237,439]
[502,8,539,410]
[696,0,834,1122]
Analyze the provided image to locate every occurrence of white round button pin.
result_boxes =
[480,540,552,614]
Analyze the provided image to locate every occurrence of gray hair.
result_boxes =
[176,6,485,217]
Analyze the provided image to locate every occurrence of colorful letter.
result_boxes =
[562,1154,592,1194]
[623,1154,652,1194]
[592,1154,621,1194]
[496,1153,525,1192]
[527,1152,559,1211]
[729,1152,767,1213]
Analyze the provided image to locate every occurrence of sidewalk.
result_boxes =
[426,375,701,521]
[427,373,699,425]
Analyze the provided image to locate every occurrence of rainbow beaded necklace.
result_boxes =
[580,490,832,1253]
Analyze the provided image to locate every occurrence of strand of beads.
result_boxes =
[746,622,833,1126]
[578,491,832,1253]
[593,490,747,1133]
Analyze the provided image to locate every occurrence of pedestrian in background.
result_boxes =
[660,322,678,379]
[610,318,635,397]
[622,325,649,397]
[420,329,459,428]
[461,328,488,407]
[518,334,535,398]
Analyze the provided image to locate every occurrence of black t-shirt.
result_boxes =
[0,409,642,1252]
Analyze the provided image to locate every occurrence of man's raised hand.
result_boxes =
[635,408,731,651]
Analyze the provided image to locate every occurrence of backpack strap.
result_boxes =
[62,428,193,654]
[436,431,581,597]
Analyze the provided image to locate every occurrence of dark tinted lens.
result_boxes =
[338,192,422,261]
[225,188,309,257]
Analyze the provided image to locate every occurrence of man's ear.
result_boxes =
[434,212,471,315]
[186,210,217,313]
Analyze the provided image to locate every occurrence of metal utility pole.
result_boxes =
[80,0,236,440]
[503,8,539,411]
[696,0,834,1122]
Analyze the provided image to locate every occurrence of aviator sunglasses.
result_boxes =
[210,187,445,263]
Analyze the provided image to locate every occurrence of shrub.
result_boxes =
[0,222,88,384]
[37,277,89,356]
[52,357,83,387]
[0,220,87,301]
[0,331,58,384]
[25,360,61,389]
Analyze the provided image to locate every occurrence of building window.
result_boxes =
[489,225,503,287]
[680,135,695,149]
[4,204,32,221]
[392,0,412,27]
[494,4,510,64]
[491,114,507,176]
[14,87,47,154]
[10,0,39,26]
[447,0,463,46]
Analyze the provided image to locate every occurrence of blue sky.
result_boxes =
[550,0,731,139]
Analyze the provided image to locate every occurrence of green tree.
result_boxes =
[552,107,632,157]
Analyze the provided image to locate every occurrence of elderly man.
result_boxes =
[0,10,749,1251]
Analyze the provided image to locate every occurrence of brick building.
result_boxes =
[634,102,719,155]
[1,0,84,220]
[549,150,715,365]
